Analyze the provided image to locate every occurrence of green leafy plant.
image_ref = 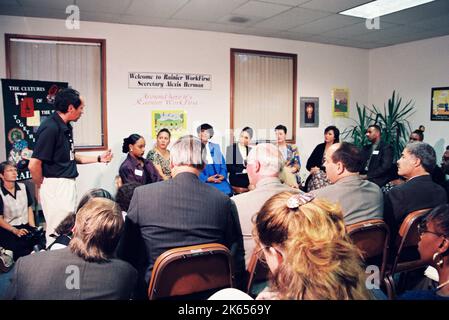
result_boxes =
[342,91,415,161]
[342,102,371,147]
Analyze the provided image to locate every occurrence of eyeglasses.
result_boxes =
[254,245,283,264]
[417,223,445,237]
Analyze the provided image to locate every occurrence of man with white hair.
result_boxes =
[231,143,300,267]
[384,142,447,233]
[118,135,245,297]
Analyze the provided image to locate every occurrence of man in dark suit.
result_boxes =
[119,135,245,296]
[5,198,137,300]
[384,142,447,235]
[361,125,394,188]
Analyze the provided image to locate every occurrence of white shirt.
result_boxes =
[205,142,214,165]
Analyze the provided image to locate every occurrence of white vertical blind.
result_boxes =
[233,52,294,141]
[9,39,103,147]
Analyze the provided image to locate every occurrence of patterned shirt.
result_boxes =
[147,149,171,179]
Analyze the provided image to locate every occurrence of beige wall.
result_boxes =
[0,15,370,199]
[368,34,449,160]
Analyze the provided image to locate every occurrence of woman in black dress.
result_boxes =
[305,125,339,192]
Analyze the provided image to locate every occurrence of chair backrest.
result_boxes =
[391,208,431,274]
[346,219,390,279]
[148,243,234,300]
[246,246,271,295]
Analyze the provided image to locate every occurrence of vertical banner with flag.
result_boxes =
[1,79,68,180]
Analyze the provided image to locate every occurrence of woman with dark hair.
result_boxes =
[197,123,232,196]
[400,204,449,300]
[275,125,301,188]
[225,127,253,193]
[305,125,340,191]
[0,161,43,260]
[119,134,162,185]
[146,128,171,180]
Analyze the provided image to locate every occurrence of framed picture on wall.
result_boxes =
[332,88,349,118]
[300,97,319,128]
[431,87,449,121]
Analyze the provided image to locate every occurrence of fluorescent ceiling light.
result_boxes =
[339,0,435,19]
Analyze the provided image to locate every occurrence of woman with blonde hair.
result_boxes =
[253,191,371,300]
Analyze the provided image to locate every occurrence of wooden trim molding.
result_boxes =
[4,34,108,151]
[230,48,297,144]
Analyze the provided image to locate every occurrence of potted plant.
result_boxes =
[342,91,415,161]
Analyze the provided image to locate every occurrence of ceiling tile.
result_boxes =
[289,13,363,34]
[119,14,167,26]
[275,30,316,41]
[386,28,449,45]
[232,1,290,18]
[76,0,132,14]
[260,0,310,6]
[299,0,373,13]
[2,0,20,5]
[163,18,245,34]
[80,11,121,24]
[0,4,25,16]
[352,25,429,43]
[251,7,331,30]
[236,26,282,38]
[18,0,74,10]
[381,0,449,24]
[125,0,188,18]
[323,20,400,38]
[216,14,264,26]
[22,7,68,19]
[409,15,449,30]
[172,0,247,22]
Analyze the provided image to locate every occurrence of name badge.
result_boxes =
[134,169,143,176]
[372,150,379,155]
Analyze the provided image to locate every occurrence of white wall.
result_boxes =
[369,35,449,160]
[0,15,370,199]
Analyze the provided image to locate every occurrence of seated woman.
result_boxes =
[305,125,340,192]
[399,204,449,300]
[0,161,44,260]
[253,191,371,300]
[275,125,301,188]
[146,128,172,180]
[197,123,232,196]
[5,198,137,300]
[119,134,162,185]
[225,127,253,193]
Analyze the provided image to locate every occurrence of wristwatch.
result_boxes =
[97,155,101,163]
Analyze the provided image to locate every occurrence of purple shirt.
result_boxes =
[119,154,162,185]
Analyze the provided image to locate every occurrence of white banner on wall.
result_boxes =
[128,72,212,90]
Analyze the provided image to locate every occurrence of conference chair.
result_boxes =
[346,219,390,281]
[246,246,271,297]
[148,243,234,300]
[384,208,431,299]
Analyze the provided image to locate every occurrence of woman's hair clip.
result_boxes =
[286,192,315,209]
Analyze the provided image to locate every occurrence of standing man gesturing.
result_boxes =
[29,88,113,245]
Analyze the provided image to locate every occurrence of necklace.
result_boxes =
[436,279,449,291]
